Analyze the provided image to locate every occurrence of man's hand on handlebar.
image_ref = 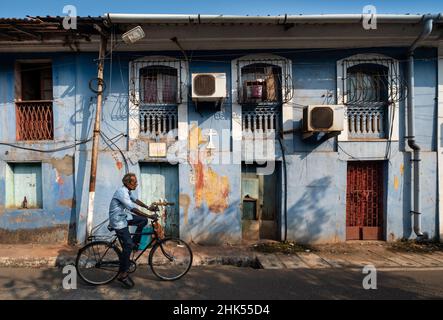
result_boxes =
[146,204,159,212]
[147,213,159,220]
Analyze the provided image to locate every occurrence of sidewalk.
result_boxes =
[1,241,443,270]
[0,243,258,268]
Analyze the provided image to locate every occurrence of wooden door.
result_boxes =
[346,161,384,240]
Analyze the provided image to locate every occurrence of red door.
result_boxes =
[346,161,384,240]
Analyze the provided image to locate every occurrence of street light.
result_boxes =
[122,26,145,44]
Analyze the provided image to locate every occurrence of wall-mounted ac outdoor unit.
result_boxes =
[192,73,227,101]
[303,105,344,133]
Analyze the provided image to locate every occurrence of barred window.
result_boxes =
[15,61,53,141]
[139,66,178,105]
[346,64,389,104]
[240,63,282,104]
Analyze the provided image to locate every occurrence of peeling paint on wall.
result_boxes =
[46,155,74,176]
[111,152,123,170]
[193,158,230,213]
[55,169,64,185]
[59,198,75,208]
[187,124,231,213]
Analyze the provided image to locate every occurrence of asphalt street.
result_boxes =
[0,265,442,300]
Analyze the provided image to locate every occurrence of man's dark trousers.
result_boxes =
[115,215,148,273]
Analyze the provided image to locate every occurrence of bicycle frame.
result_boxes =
[89,220,170,265]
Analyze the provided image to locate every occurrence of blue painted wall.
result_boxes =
[0,53,77,243]
[0,46,438,244]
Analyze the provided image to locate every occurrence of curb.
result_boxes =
[0,255,260,268]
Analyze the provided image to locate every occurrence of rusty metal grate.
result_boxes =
[346,161,384,240]
[16,101,53,140]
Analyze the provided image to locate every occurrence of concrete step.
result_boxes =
[256,253,285,269]
[296,253,332,269]
[275,253,310,269]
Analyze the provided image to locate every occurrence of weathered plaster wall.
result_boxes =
[0,47,438,245]
[0,53,77,243]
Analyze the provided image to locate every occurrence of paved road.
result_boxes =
[0,266,442,300]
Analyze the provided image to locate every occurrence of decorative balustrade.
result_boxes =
[139,105,178,138]
[15,100,53,141]
[242,105,280,137]
[346,103,386,139]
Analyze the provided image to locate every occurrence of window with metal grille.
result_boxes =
[139,66,178,105]
[341,58,404,139]
[238,61,290,135]
[130,60,183,138]
[240,63,283,104]
[15,62,53,141]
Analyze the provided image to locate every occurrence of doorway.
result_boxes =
[346,161,385,240]
[140,162,179,237]
[241,162,280,240]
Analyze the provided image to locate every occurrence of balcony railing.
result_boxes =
[242,105,281,137]
[346,103,386,139]
[139,105,178,138]
[15,100,53,141]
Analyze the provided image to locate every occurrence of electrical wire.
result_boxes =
[0,138,92,153]
[0,133,126,154]
[100,131,129,174]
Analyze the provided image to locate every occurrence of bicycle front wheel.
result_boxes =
[149,238,193,281]
[75,241,121,285]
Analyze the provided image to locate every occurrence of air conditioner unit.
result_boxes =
[303,105,344,133]
[192,73,227,101]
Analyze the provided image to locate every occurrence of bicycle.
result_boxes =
[75,202,193,285]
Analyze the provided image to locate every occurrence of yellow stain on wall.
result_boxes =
[188,124,230,213]
[188,124,207,152]
[394,175,399,191]
[194,160,230,214]
[400,164,404,176]
[179,194,191,225]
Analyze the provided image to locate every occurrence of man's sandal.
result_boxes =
[117,275,135,289]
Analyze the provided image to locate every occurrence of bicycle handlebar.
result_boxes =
[151,201,175,206]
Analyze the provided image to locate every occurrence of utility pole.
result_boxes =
[86,31,108,239]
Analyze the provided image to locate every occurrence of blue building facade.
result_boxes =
[0,15,441,245]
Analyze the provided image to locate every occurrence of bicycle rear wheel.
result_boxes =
[75,241,121,285]
[149,238,193,281]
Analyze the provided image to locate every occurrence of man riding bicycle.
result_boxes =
[108,172,158,288]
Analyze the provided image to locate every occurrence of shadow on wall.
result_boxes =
[110,93,130,122]
[183,200,241,245]
[73,96,94,245]
[287,176,334,244]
